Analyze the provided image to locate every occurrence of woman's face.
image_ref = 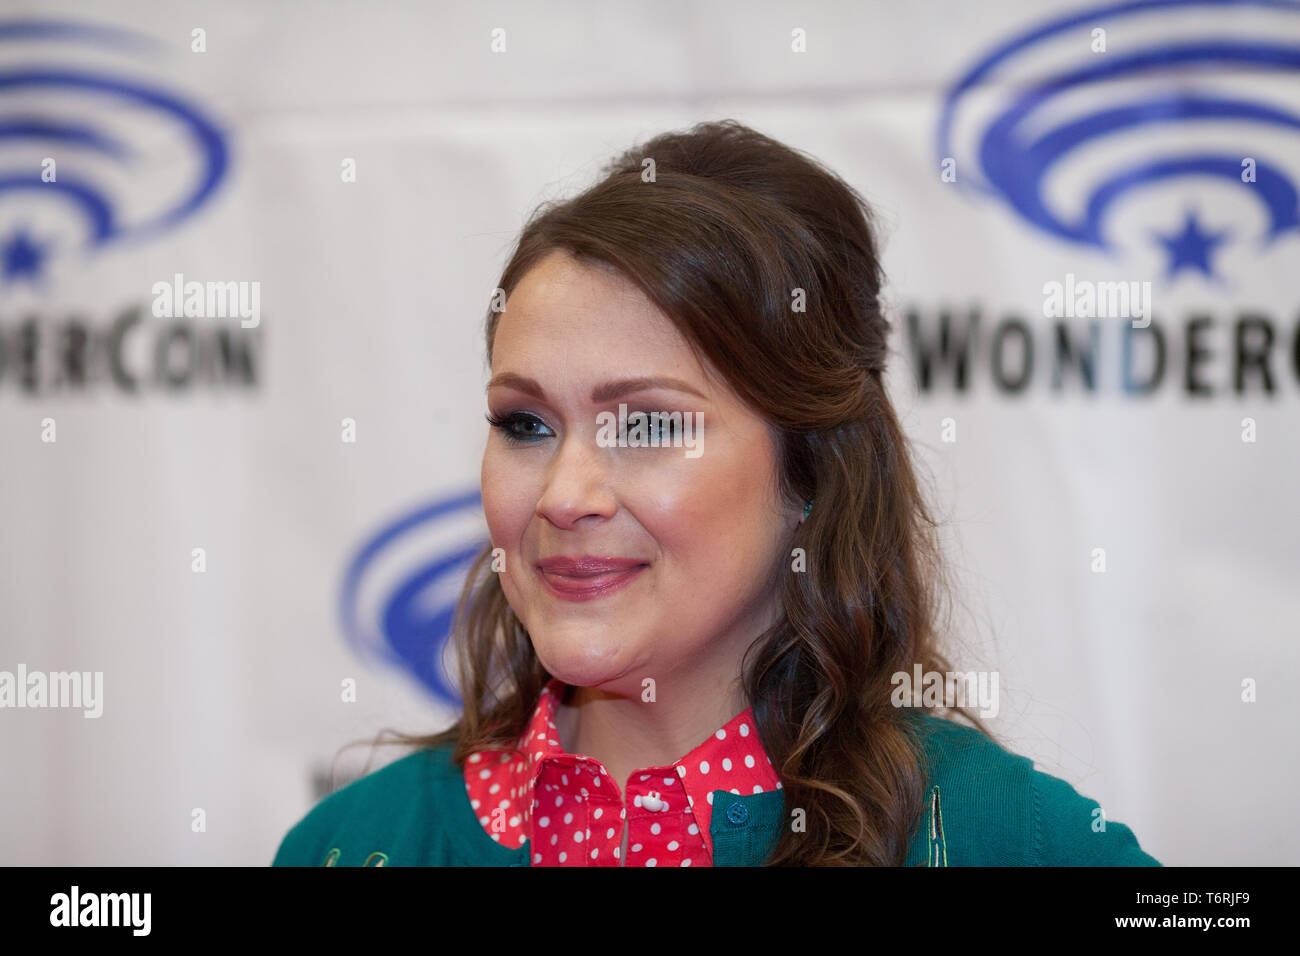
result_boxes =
[482,249,801,703]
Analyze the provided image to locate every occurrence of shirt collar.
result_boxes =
[514,678,782,855]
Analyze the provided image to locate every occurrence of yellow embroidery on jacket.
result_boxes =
[927,786,948,867]
[319,847,387,866]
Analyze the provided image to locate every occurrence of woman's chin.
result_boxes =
[532,636,642,691]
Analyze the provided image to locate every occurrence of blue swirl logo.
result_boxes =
[939,0,1300,281]
[339,490,490,705]
[0,20,228,287]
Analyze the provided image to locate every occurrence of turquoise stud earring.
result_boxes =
[803,500,813,519]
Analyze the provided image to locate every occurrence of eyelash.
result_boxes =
[486,411,554,444]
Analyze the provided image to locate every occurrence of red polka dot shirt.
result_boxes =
[464,678,783,866]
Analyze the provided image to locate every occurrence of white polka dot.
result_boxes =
[469,753,482,763]
[721,758,732,772]
[471,800,480,810]
[561,773,568,785]
[594,807,603,819]
[574,831,584,843]
[479,769,491,779]
[646,858,657,867]
[533,853,541,863]
[491,833,500,842]
[563,812,573,824]
[744,754,755,768]
[715,729,726,740]
[667,840,679,851]
[699,760,709,774]
[478,816,488,825]
[607,828,615,839]
[676,765,687,778]
[753,785,764,794]
[551,834,558,845]
[614,847,620,859]
[650,822,661,835]
[518,833,526,845]
[681,858,691,866]
[555,795,564,807]
[489,783,500,794]
[509,815,521,826]
[631,843,642,852]
[739,723,749,736]
[633,794,642,808]
[640,774,650,782]
[591,848,598,859]
[559,851,566,862]
[688,823,699,835]
[663,777,674,786]
[730,788,739,794]
[707,792,714,805]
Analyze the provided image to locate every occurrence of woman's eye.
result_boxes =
[486,411,554,443]
[642,418,673,442]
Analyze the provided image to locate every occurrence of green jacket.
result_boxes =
[271,712,1160,866]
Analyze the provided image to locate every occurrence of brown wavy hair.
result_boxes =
[373,119,992,866]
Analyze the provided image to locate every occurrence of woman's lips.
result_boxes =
[535,556,648,602]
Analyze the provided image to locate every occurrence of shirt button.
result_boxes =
[642,791,666,812]
[726,802,749,825]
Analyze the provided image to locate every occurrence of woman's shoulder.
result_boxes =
[271,743,506,867]
[903,712,1161,866]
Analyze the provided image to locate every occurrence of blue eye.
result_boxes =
[486,411,554,444]
[644,419,674,442]
[637,412,688,444]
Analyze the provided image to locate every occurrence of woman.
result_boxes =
[273,120,1159,867]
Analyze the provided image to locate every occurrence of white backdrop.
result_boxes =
[1,0,1296,866]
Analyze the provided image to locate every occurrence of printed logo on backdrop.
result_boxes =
[340,490,488,706]
[921,0,1300,397]
[0,19,252,397]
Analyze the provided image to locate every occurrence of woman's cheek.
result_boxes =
[481,449,535,568]
[630,458,727,563]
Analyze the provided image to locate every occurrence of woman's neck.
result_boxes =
[552,675,747,795]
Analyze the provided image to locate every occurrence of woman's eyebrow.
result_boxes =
[590,377,707,402]
[486,373,707,402]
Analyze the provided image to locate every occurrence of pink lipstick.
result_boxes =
[535,556,648,602]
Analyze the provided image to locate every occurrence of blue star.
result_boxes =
[1151,208,1231,281]
[2,226,51,285]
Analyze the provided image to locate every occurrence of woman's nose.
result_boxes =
[534,430,616,529]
